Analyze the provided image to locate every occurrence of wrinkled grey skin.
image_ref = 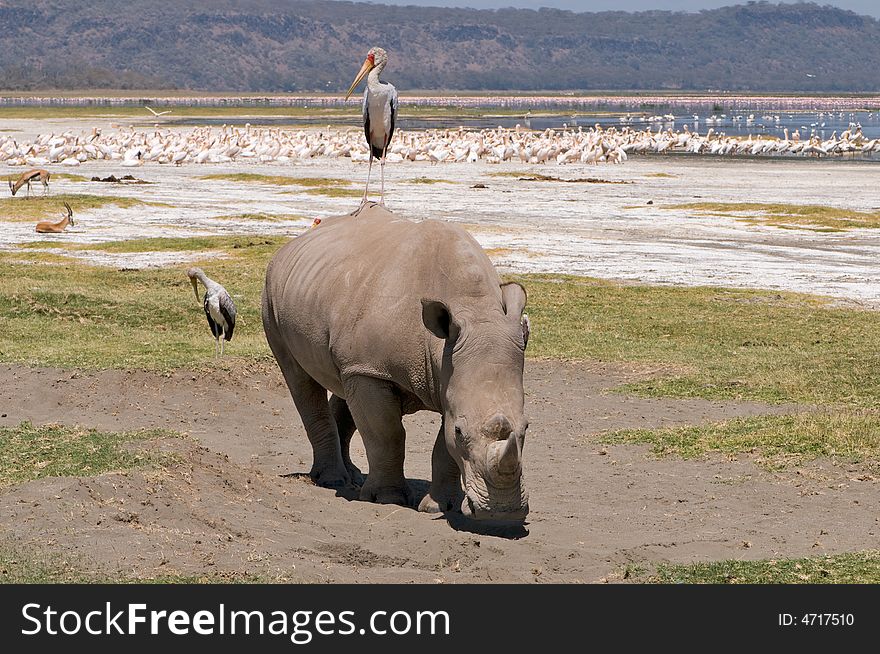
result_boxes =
[261,203,529,521]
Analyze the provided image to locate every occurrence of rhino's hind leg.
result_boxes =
[344,376,411,506]
[271,349,350,488]
[418,421,464,514]
[329,393,365,487]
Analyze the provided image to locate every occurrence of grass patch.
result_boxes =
[51,173,90,182]
[669,202,880,231]
[299,187,363,198]
[214,212,306,222]
[408,177,454,184]
[78,235,284,254]
[0,421,176,487]
[487,170,533,178]
[651,551,880,584]
[1,258,878,409]
[484,247,514,257]
[601,411,880,469]
[645,172,677,178]
[199,173,349,187]
[0,236,285,369]
[0,194,157,222]
[0,105,356,120]
[506,274,880,407]
[0,541,269,583]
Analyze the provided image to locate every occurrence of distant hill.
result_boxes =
[1,0,879,92]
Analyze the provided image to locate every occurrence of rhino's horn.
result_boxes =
[489,433,519,476]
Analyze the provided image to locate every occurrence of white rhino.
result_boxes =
[261,203,529,522]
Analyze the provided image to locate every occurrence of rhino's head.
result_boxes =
[422,282,530,522]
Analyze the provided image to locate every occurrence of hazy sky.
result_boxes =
[367,1,880,18]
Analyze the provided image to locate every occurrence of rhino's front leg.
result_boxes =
[418,420,464,514]
[344,376,411,506]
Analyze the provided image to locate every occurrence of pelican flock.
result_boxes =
[2,122,877,169]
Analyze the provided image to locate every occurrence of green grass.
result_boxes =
[0,257,878,411]
[646,172,677,178]
[602,411,880,470]
[0,105,356,119]
[508,274,880,408]
[408,177,455,184]
[199,173,350,187]
[203,173,360,197]
[51,173,91,182]
[0,236,284,369]
[0,421,176,487]
[18,234,287,254]
[669,202,880,231]
[651,551,880,583]
[487,170,534,178]
[0,542,269,583]
[299,186,363,198]
[0,193,158,222]
[214,212,307,222]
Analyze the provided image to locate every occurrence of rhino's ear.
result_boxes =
[501,282,527,319]
[421,298,460,341]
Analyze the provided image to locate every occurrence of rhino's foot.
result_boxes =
[360,482,411,507]
[309,462,351,489]
[417,488,463,514]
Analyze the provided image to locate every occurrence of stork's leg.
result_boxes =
[361,154,373,206]
[220,329,225,356]
[214,336,219,357]
[379,146,387,206]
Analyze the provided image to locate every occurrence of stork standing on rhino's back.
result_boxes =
[187,267,236,356]
[345,46,398,207]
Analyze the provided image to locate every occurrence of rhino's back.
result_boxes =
[263,204,503,405]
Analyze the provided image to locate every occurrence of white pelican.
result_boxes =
[345,46,398,206]
[186,267,237,357]
[145,106,171,117]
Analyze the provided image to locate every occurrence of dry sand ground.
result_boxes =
[1,361,876,583]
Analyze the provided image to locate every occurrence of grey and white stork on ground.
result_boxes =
[186,267,237,356]
[345,46,398,207]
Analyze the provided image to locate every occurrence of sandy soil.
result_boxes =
[1,360,876,583]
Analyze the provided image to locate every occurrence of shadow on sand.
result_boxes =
[280,472,528,539]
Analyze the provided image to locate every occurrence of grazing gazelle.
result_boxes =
[9,169,50,198]
[35,202,74,233]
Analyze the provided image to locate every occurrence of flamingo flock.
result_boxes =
[1,122,879,169]
[5,93,880,113]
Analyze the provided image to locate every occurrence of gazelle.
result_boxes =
[35,202,74,233]
[9,169,50,198]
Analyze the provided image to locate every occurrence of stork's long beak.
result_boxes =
[345,58,374,100]
[189,277,200,303]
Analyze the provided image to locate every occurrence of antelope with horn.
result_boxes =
[9,169,50,198]
[35,202,74,234]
